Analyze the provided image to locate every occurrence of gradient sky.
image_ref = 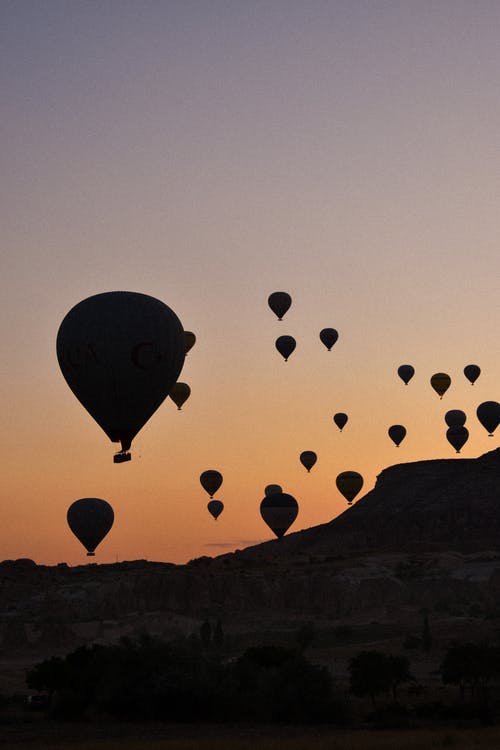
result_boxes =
[2,1,499,566]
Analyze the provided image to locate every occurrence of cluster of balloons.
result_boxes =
[200,470,224,519]
[268,292,339,361]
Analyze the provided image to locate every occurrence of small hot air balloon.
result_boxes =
[275,335,296,361]
[430,373,451,399]
[446,425,469,453]
[397,365,415,385]
[268,292,292,321]
[388,425,406,447]
[319,328,339,351]
[260,492,298,538]
[200,470,223,498]
[336,471,363,505]
[207,499,224,520]
[57,292,185,462]
[463,364,480,385]
[476,401,500,437]
[300,451,317,472]
[67,498,114,556]
[445,409,466,427]
[333,413,348,432]
[169,382,191,410]
[184,331,196,354]
[264,484,282,496]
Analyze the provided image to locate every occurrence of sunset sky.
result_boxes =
[2,1,499,566]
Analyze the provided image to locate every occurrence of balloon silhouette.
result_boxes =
[268,292,292,321]
[207,500,224,520]
[300,450,317,472]
[397,365,415,385]
[388,425,406,447]
[169,382,191,410]
[200,470,223,498]
[57,292,185,462]
[319,328,339,351]
[333,413,348,432]
[464,364,480,385]
[430,373,451,399]
[260,492,298,538]
[184,331,196,354]
[336,471,363,504]
[275,335,296,361]
[264,484,283,496]
[476,401,500,437]
[67,498,114,556]
[446,425,469,453]
[445,410,466,427]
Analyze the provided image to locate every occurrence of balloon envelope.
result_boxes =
[300,450,317,472]
[445,409,466,427]
[275,335,296,361]
[207,499,224,520]
[319,328,339,351]
[476,401,500,436]
[336,471,363,504]
[260,492,298,538]
[464,364,480,385]
[268,291,292,320]
[446,425,469,453]
[184,331,196,354]
[200,470,223,498]
[397,365,415,385]
[430,372,451,399]
[57,292,185,457]
[264,484,283,496]
[333,413,348,431]
[388,425,406,447]
[67,498,114,556]
[169,382,191,410]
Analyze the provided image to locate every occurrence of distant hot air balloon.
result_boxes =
[260,492,298,538]
[268,292,292,321]
[464,364,480,385]
[319,328,339,351]
[446,425,469,453]
[207,500,224,520]
[430,373,451,399]
[275,335,296,361]
[67,498,114,556]
[200,470,223,498]
[169,382,191,410]
[264,484,283,496]
[388,425,406,447]
[184,331,196,354]
[397,365,415,385]
[476,401,500,437]
[445,409,466,427]
[300,451,317,472]
[336,471,363,504]
[333,413,348,432]
[56,292,185,462]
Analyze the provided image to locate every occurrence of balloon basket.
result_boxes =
[114,451,131,464]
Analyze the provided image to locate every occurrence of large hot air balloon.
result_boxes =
[264,484,282,496]
[464,364,480,385]
[319,328,339,351]
[200,470,223,498]
[67,498,114,556]
[333,413,348,432]
[430,373,451,399]
[184,331,196,355]
[275,335,296,361]
[169,382,191,410]
[300,451,317,472]
[397,365,415,385]
[207,500,224,520]
[260,492,298,538]
[445,409,466,427]
[57,292,185,462]
[446,425,469,453]
[388,425,406,447]
[336,471,363,504]
[476,401,500,437]
[268,292,292,321]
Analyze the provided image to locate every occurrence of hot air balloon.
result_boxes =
[169,382,191,410]
[300,451,317,472]
[476,401,500,436]
[430,373,451,399]
[57,292,185,462]
[184,331,196,354]
[319,328,339,351]
[336,471,363,504]
[275,335,296,361]
[397,365,415,385]
[446,425,469,453]
[264,484,282,496]
[388,425,406,447]
[200,470,223,498]
[260,492,298,538]
[333,413,348,432]
[464,364,480,385]
[268,292,292,321]
[445,409,466,427]
[67,498,114,556]
[207,500,224,520]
